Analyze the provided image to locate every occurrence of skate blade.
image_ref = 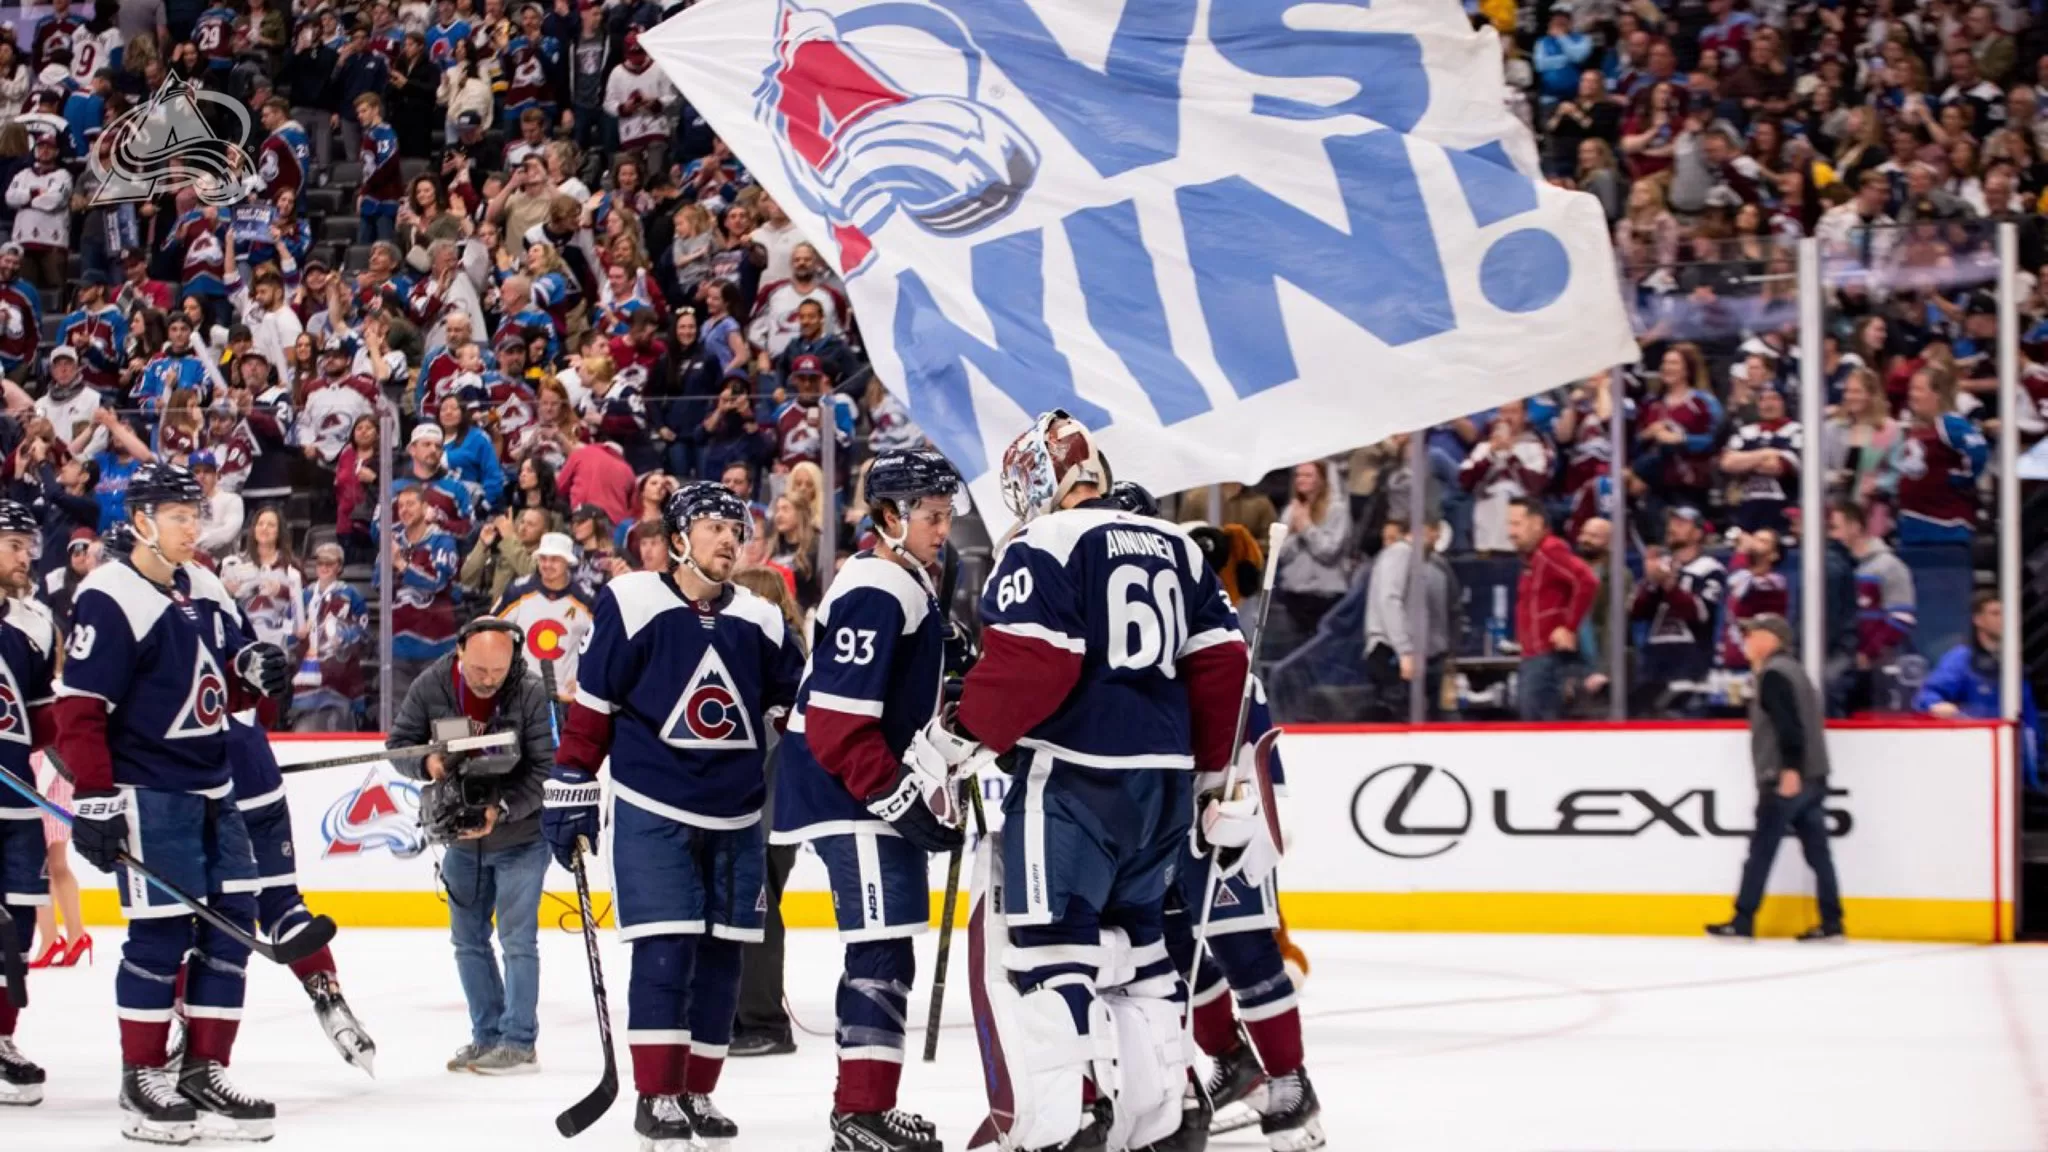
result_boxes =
[195,1112,276,1143]
[0,1082,44,1106]
[637,1136,698,1152]
[334,1033,377,1079]
[121,1114,198,1145]
[1264,1115,1326,1152]
[1211,1101,1263,1135]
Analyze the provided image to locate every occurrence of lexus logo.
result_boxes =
[1351,763,1472,858]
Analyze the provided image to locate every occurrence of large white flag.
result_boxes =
[642,0,1639,526]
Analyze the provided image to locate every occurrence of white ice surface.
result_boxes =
[4,928,2047,1150]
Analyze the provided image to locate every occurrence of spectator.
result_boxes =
[1362,517,1452,720]
[629,518,669,573]
[771,356,855,474]
[511,376,585,472]
[40,527,96,627]
[459,508,536,607]
[394,422,477,538]
[1815,170,1898,268]
[748,242,846,359]
[508,455,564,521]
[6,134,70,294]
[1915,591,2041,791]
[1574,515,1627,708]
[556,435,633,524]
[1822,366,1903,513]
[1964,2,2016,85]
[296,337,378,465]
[1630,506,1728,716]
[1718,379,1802,535]
[1634,342,1725,526]
[1508,497,1598,721]
[13,441,98,577]
[696,368,770,486]
[1829,499,1917,712]
[1459,399,1552,553]
[381,485,459,705]
[493,531,595,696]
[1533,7,1593,108]
[765,492,820,611]
[567,502,620,589]
[1882,365,1988,546]
[1268,460,1352,653]
[220,503,305,655]
[434,394,506,512]
[1721,528,1791,672]
[615,471,675,551]
[191,451,244,559]
[334,413,381,559]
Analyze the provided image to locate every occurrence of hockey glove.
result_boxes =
[71,789,130,873]
[911,706,995,778]
[866,765,964,855]
[1200,791,1282,887]
[542,768,601,871]
[234,642,292,699]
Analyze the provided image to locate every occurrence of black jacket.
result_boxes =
[389,649,553,852]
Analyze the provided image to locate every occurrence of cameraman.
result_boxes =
[389,618,556,1076]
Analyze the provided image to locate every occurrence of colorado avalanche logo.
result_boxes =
[662,647,758,750]
[167,649,230,739]
[0,675,27,747]
[322,771,427,859]
[752,0,1040,274]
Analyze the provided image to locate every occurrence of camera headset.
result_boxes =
[454,616,529,720]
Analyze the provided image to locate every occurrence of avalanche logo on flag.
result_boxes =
[754,0,1039,273]
[166,648,229,739]
[662,647,759,750]
[640,0,1639,531]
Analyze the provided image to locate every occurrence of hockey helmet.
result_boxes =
[0,499,36,538]
[125,462,205,512]
[662,481,752,542]
[1106,480,1158,519]
[865,449,965,517]
[1000,410,1108,524]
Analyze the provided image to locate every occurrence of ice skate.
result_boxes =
[680,1092,738,1149]
[1257,1068,1325,1151]
[830,1107,945,1151]
[0,1035,45,1106]
[305,973,378,1078]
[119,1064,198,1145]
[1205,1032,1269,1135]
[177,1059,276,1143]
[634,1093,694,1152]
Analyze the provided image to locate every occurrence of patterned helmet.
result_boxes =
[999,409,1108,524]
[1106,480,1158,518]
[0,499,36,537]
[125,462,205,511]
[661,481,752,543]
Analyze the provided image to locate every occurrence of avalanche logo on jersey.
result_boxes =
[166,646,230,739]
[661,647,758,750]
[0,666,28,747]
[751,0,1040,274]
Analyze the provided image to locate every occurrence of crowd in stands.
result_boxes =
[0,0,2032,740]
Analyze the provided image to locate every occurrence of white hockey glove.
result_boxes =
[1201,789,1281,886]
[908,706,993,779]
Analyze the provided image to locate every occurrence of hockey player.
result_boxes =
[1105,482,1324,1150]
[545,481,805,1152]
[772,449,966,1152]
[936,412,1251,1152]
[0,500,59,1107]
[54,463,292,1144]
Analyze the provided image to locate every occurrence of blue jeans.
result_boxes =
[1518,652,1579,720]
[441,836,547,1049]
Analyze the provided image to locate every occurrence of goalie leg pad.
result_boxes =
[1102,984,1191,1151]
[1003,982,1097,1151]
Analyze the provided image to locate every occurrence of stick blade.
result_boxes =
[1251,727,1285,851]
[555,1066,619,1138]
[266,915,339,965]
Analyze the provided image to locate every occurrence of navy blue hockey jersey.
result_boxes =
[773,552,945,842]
[187,575,286,809]
[54,561,252,795]
[958,506,1248,773]
[558,573,803,825]
[0,598,58,816]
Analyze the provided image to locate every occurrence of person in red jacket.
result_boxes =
[1508,497,1599,720]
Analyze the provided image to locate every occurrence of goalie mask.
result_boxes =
[1000,410,1109,525]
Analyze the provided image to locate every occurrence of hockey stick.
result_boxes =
[0,899,26,1009]
[555,835,618,1138]
[1181,522,1288,1010]
[0,766,338,967]
[921,768,985,1063]
[278,732,518,775]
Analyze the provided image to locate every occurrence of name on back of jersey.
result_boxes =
[1103,528,1176,563]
